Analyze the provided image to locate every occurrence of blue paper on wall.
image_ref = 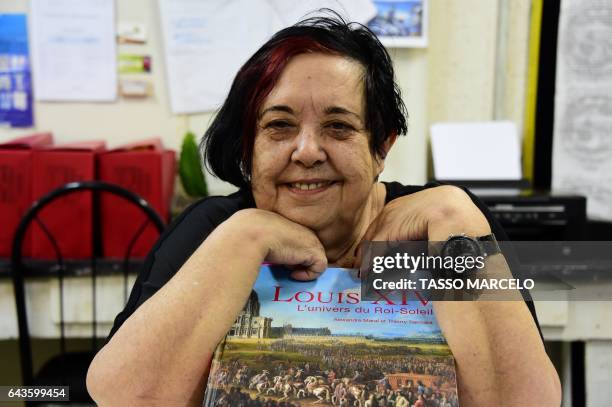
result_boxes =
[0,14,33,128]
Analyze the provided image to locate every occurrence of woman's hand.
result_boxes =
[354,185,490,268]
[361,185,490,243]
[236,208,328,280]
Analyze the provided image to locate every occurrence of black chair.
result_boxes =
[10,181,165,404]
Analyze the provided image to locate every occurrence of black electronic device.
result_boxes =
[477,191,587,241]
[437,181,594,277]
[475,190,612,283]
[435,180,587,241]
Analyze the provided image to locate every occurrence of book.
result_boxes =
[203,266,459,407]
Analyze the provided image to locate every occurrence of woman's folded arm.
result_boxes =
[86,209,327,406]
[86,211,266,406]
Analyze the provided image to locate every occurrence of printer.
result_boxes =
[429,122,587,241]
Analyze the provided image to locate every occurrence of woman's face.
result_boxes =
[251,53,386,231]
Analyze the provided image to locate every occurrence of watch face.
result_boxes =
[441,236,481,259]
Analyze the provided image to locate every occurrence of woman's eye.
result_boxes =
[262,120,296,141]
[265,120,293,130]
[327,122,355,133]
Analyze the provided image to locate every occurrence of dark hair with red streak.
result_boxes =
[202,13,408,189]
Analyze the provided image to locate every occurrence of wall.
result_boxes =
[0,0,532,195]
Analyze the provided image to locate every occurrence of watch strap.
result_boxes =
[476,233,501,257]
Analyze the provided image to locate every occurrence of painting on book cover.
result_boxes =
[204,266,458,407]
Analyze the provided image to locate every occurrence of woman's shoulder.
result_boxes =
[383,181,442,203]
[383,181,423,202]
[107,189,255,339]
[172,189,254,229]
[155,189,255,268]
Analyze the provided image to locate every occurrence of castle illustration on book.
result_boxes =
[204,266,459,407]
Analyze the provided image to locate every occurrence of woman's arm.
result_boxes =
[86,209,326,406]
[358,185,561,407]
[432,255,561,406]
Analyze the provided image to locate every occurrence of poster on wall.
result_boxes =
[0,14,33,128]
[30,0,117,102]
[367,0,428,48]
[552,0,612,221]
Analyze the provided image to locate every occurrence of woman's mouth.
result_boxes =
[286,180,337,194]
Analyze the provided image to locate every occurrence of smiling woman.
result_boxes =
[86,15,561,407]
[252,53,388,266]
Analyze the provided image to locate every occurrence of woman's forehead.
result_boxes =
[260,53,365,117]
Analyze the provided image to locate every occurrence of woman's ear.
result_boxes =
[375,132,398,174]
[381,132,398,159]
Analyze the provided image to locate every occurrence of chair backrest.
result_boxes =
[10,180,166,385]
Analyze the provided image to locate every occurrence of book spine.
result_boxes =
[203,338,227,406]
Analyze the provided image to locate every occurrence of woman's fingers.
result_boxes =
[286,257,327,281]
[353,198,432,269]
[255,209,328,279]
[285,251,328,281]
[289,269,322,281]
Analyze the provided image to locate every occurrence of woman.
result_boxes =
[87,16,561,406]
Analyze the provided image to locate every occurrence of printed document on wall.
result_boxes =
[159,0,281,114]
[0,14,33,127]
[552,0,612,221]
[30,0,117,101]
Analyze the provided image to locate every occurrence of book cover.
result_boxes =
[204,266,459,407]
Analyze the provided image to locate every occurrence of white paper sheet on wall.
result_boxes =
[158,0,281,114]
[158,0,377,114]
[430,121,522,181]
[268,0,377,26]
[552,0,612,221]
[30,0,117,102]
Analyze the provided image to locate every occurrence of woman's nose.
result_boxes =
[291,128,327,168]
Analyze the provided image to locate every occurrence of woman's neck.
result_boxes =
[319,182,387,268]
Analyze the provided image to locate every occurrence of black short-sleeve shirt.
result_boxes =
[108,181,541,339]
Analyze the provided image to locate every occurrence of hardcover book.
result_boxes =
[203,266,459,407]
